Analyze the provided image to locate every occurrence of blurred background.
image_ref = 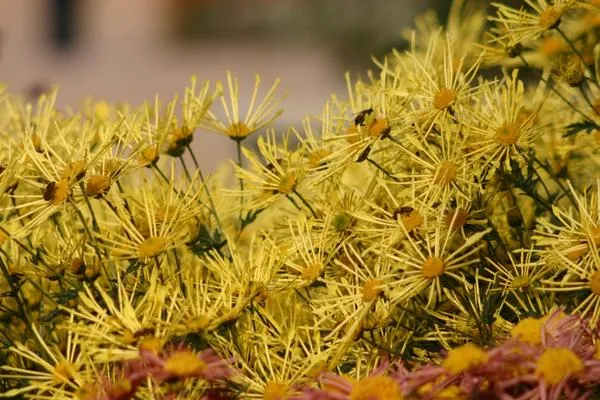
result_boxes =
[0,0,449,170]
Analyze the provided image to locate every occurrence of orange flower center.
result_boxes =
[446,208,468,230]
[368,118,390,137]
[227,122,251,139]
[263,381,288,400]
[433,88,457,110]
[138,237,165,258]
[589,271,600,295]
[277,173,297,194]
[350,375,403,400]
[301,263,322,281]
[164,351,207,377]
[85,175,111,198]
[422,256,445,279]
[363,279,383,302]
[496,122,520,146]
[401,210,423,232]
[538,6,562,30]
[434,161,458,185]
[53,361,76,383]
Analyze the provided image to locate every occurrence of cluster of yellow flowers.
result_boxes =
[1,0,600,398]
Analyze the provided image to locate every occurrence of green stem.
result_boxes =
[179,156,193,183]
[579,85,600,117]
[530,155,577,208]
[366,157,400,182]
[292,189,318,218]
[235,139,245,225]
[0,226,51,269]
[186,144,224,234]
[10,197,34,249]
[285,195,302,212]
[79,183,100,232]
[69,199,114,288]
[0,254,49,357]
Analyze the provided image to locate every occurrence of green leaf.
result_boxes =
[563,120,600,138]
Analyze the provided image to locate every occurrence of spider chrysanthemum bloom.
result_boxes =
[310,243,395,341]
[215,327,322,400]
[233,131,305,210]
[467,70,542,171]
[425,275,512,345]
[486,249,550,316]
[387,209,490,308]
[164,76,219,157]
[294,102,348,185]
[540,248,600,325]
[490,0,578,44]
[389,122,479,206]
[6,117,120,238]
[404,33,484,132]
[278,218,337,288]
[534,180,600,273]
[203,71,283,141]
[64,271,173,364]
[96,170,203,262]
[0,321,89,398]
[167,256,245,335]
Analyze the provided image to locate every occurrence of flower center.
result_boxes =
[442,343,489,374]
[368,118,391,138]
[589,227,600,247]
[85,175,111,198]
[562,244,589,260]
[62,160,86,182]
[164,350,207,377]
[433,88,457,110]
[139,146,159,166]
[446,208,468,230]
[400,210,423,232]
[227,122,251,139]
[538,6,562,30]
[43,179,70,205]
[349,375,403,400]
[138,237,165,258]
[53,361,76,383]
[69,257,86,274]
[301,262,322,282]
[277,173,297,194]
[333,212,353,231]
[263,381,288,400]
[511,317,543,345]
[139,337,163,354]
[421,256,445,279]
[589,271,600,295]
[536,347,583,385]
[108,379,133,399]
[363,279,383,302]
[186,315,211,331]
[510,275,531,289]
[434,161,457,185]
[495,122,520,146]
[308,148,330,168]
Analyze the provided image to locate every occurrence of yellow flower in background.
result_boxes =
[203,71,283,141]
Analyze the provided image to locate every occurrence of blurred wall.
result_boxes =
[0,0,428,170]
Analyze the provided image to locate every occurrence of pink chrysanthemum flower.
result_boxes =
[128,345,234,383]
